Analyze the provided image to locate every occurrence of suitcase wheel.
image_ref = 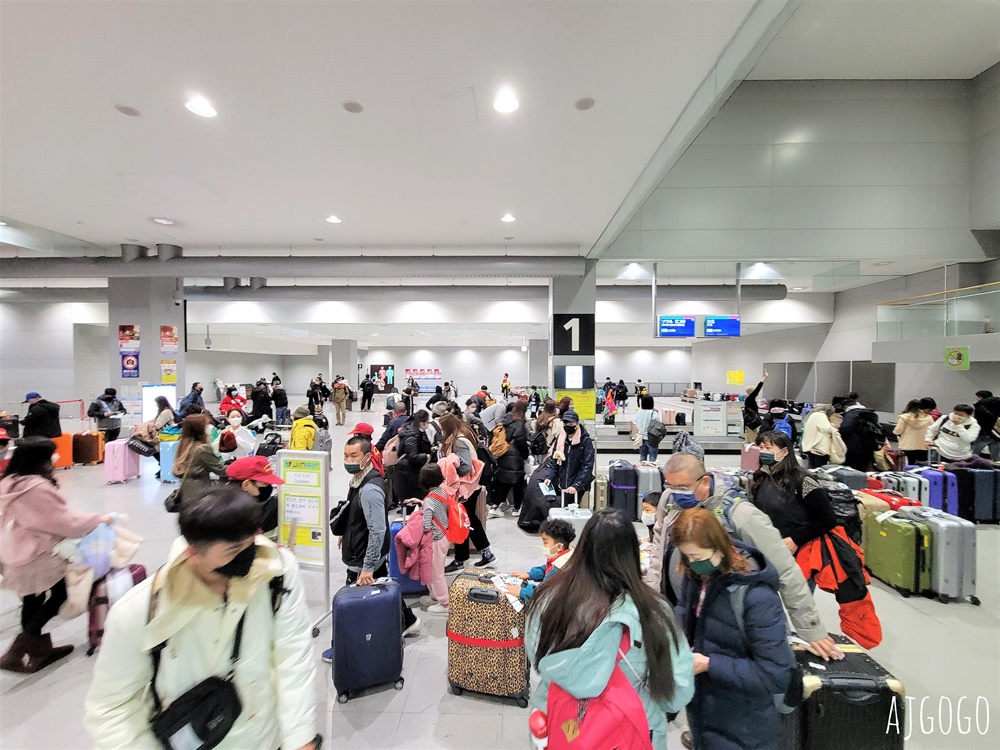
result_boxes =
[311,626,320,638]
[516,696,529,709]
[87,645,96,656]
[337,692,349,704]
[971,596,981,606]
[394,678,405,690]
[898,587,911,598]
[450,684,464,696]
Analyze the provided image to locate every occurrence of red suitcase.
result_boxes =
[860,489,920,512]
[87,564,147,655]
[866,476,884,491]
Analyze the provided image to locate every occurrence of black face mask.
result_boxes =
[256,484,273,503]
[564,425,578,435]
[214,543,257,579]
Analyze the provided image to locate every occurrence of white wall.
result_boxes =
[607,79,985,264]
[73,324,112,409]
[972,62,1000,229]
[184,350,331,408]
[595,348,692,385]
[364,348,528,394]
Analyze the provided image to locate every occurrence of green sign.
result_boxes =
[944,346,970,371]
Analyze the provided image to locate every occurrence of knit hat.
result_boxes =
[292,406,311,420]
[432,402,448,417]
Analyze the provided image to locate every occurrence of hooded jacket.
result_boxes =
[646,473,827,644]
[801,411,836,456]
[974,396,1000,437]
[496,413,530,480]
[289,408,317,451]
[925,414,980,461]
[674,542,794,750]
[540,426,595,496]
[394,419,432,502]
[526,593,695,750]
[839,406,881,470]
[84,537,317,750]
[893,412,933,452]
[21,399,62,439]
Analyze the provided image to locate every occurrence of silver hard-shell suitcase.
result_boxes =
[635,463,662,501]
[895,507,979,605]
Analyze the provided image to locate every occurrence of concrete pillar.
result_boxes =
[330,339,359,386]
[107,277,186,415]
[549,263,598,422]
[528,338,549,392]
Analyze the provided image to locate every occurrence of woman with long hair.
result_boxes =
[526,508,694,750]
[750,431,837,558]
[535,399,563,452]
[0,438,111,673]
[894,398,933,463]
[173,413,226,481]
[152,396,175,430]
[556,396,573,417]
[441,413,493,574]
[800,404,838,469]
[671,507,794,750]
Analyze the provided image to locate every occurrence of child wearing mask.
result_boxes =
[219,386,247,416]
[506,518,575,602]
[416,463,451,616]
[218,409,255,460]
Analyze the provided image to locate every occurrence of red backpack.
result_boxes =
[428,489,471,544]
[540,629,652,750]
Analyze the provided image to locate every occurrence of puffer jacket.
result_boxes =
[540,427,595,496]
[393,509,434,585]
[21,399,62,439]
[289,417,317,450]
[527,593,695,750]
[394,419,432,501]
[84,537,317,750]
[893,412,933,452]
[675,542,793,750]
[496,414,530,482]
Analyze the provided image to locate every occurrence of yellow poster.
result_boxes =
[160,359,177,384]
[726,370,745,386]
[555,389,596,421]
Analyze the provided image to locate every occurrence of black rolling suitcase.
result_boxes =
[607,460,638,521]
[949,467,998,522]
[784,635,904,750]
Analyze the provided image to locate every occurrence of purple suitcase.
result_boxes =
[104,439,141,484]
[911,467,958,516]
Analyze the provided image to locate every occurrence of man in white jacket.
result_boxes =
[84,485,318,750]
[925,404,981,461]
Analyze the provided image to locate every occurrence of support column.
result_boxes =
[107,277,186,418]
[330,339,359,385]
[528,338,549,392]
[549,263,598,423]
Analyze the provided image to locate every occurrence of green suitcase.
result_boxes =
[863,513,931,596]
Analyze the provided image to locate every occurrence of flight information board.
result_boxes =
[657,316,696,337]
[705,315,741,337]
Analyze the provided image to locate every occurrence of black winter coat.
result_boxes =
[496,414,530,482]
[840,408,882,471]
[541,429,595,496]
[22,400,62,438]
[394,419,432,502]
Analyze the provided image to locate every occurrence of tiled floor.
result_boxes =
[1,406,998,749]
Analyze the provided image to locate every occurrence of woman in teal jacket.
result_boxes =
[526,508,694,750]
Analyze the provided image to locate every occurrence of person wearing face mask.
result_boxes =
[219,386,248,417]
[173,414,227,483]
[306,377,330,416]
[177,381,205,413]
[289,406,318,451]
[323,437,422,662]
[671,507,794,750]
[225,456,284,534]
[506,518,575,602]
[539,410,595,506]
[394,410,434,508]
[85,485,320,750]
[925,403,981,461]
[218,409,256,459]
[87,387,128,443]
[647,452,843,664]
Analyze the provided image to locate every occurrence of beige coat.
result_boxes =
[894,412,933,451]
[802,411,836,456]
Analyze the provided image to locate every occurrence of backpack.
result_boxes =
[429,490,471,544]
[489,424,511,458]
[383,435,403,467]
[672,431,705,461]
[773,414,793,439]
[542,629,652,750]
[313,428,333,454]
[646,419,667,448]
[476,443,498,485]
[386,394,396,410]
[529,430,548,457]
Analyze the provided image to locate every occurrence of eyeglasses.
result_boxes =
[665,474,706,493]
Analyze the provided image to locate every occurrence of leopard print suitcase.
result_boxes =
[446,572,529,706]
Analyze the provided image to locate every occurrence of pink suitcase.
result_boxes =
[87,564,147,655]
[104,439,141,484]
[662,409,676,426]
[741,443,761,471]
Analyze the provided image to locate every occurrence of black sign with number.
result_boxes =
[552,313,595,356]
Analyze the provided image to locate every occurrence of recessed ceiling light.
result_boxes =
[151,217,174,225]
[792,286,805,291]
[493,87,519,114]
[342,101,363,114]
[114,104,141,117]
[575,97,595,111]
[185,95,217,118]
[501,213,516,223]
[325,215,342,224]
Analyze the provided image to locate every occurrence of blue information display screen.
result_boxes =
[705,315,741,337]
[658,316,696,337]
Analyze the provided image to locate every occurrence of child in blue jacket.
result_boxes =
[506,518,575,602]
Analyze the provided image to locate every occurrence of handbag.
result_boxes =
[147,571,243,749]
[127,436,157,457]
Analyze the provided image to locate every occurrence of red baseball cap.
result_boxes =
[0,428,9,440]
[226,455,284,485]
[349,423,375,437]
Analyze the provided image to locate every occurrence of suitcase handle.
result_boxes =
[468,586,500,605]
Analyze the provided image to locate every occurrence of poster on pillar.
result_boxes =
[369,364,396,394]
[159,325,179,355]
[160,360,177,384]
[118,325,140,354]
[554,390,596,422]
[121,353,140,379]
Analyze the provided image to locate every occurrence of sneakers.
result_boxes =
[403,616,423,638]
[473,551,497,569]
[426,603,449,616]
[322,648,333,664]
[487,507,505,519]
[418,595,435,607]
[444,560,465,575]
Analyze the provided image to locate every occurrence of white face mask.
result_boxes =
[542,544,561,558]
[641,511,656,526]
[228,417,242,427]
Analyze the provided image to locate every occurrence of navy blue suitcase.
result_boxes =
[388,518,428,595]
[608,460,639,521]
[950,467,999,522]
[331,580,405,702]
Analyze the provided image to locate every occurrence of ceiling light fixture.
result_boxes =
[342,101,363,114]
[493,86,519,114]
[114,104,141,117]
[325,215,342,224]
[792,286,805,291]
[504,236,514,241]
[575,97,595,111]
[185,95,217,118]
[500,213,516,223]
[151,217,175,225]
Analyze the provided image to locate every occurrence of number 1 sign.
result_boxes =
[552,313,595,356]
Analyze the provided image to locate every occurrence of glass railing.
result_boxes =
[876,282,1000,341]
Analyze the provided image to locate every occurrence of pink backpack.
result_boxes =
[541,629,652,750]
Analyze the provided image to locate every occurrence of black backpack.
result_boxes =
[529,430,548,457]
[476,443,498,485]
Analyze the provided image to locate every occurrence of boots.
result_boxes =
[26,633,74,672]
[0,633,33,673]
